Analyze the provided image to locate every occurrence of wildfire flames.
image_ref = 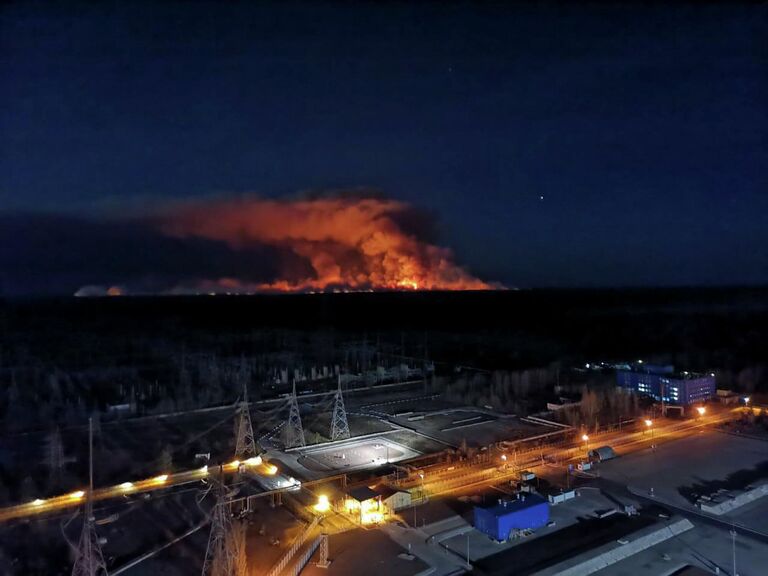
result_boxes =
[160,196,495,293]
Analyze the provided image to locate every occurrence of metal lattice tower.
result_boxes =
[317,534,331,568]
[234,384,258,460]
[330,376,350,441]
[71,418,108,576]
[284,381,305,449]
[202,472,247,576]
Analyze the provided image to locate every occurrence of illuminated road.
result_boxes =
[0,405,748,524]
[411,407,741,498]
[0,457,292,523]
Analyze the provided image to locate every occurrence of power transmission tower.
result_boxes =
[234,383,258,460]
[330,375,350,441]
[71,418,108,576]
[284,381,305,449]
[202,471,247,576]
[316,534,331,568]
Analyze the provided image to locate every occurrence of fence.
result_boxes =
[283,536,323,576]
[265,515,320,576]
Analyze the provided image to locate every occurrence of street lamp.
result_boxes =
[581,434,589,457]
[743,397,751,413]
[696,406,706,417]
[501,454,507,469]
[419,472,426,502]
[644,419,655,448]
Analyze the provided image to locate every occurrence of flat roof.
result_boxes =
[477,493,547,518]
[348,486,379,502]
[618,368,713,381]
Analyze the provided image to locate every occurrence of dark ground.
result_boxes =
[2,287,767,373]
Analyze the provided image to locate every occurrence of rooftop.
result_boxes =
[477,493,547,518]
[348,486,379,502]
[618,363,714,381]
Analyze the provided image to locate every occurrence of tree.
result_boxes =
[44,427,66,489]
[580,387,600,427]
[159,445,173,473]
[19,476,37,502]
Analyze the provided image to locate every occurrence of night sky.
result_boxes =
[1,1,766,294]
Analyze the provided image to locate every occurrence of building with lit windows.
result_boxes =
[616,363,715,406]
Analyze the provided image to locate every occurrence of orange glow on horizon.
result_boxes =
[160,196,499,293]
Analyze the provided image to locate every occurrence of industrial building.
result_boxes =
[616,363,715,406]
[473,494,549,541]
[344,485,411,524]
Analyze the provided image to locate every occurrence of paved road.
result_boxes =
[409,408,738,498]
[594,477,768,546]
[0,406,742,524]
[0,458,289,523]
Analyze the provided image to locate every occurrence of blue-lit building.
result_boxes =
[473,494,549,541]
[616,363,715,406]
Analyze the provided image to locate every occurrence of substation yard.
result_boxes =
[296,436,421,474]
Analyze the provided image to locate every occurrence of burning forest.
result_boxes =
[1,194,498,296]
[159,195,496,294]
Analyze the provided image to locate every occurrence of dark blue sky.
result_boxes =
[1,1,766,292]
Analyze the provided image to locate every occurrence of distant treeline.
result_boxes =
[0,288,766,433]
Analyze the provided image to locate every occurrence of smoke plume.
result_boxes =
[0,194,497,295]
[159,195,495,293]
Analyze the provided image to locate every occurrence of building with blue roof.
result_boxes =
[473,493,549,541]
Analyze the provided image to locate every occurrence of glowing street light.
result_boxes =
[32,499,44,506]
[119,482,134,490]
[581,434,590,456]
[314,494,330,513]
[696,406,706,416]
[69,490,85,500]
[153,474,169,484]
[644,419,655,447]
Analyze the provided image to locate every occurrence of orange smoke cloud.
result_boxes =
[160,196,497,293]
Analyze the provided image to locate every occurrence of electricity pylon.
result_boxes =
[234,384,258,460]
[317,534,331,568]
[202,470,247,576]
[284,381,305,449]
[71,418,108,576]
[330,375,350,441]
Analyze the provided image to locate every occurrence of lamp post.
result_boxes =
[644,419,654,448]
[581,434,589,458]
[466,533,471,569]
[696,406,706,419]
[501,454,507,470]
[743,396,751,414]
[419,472,425,503]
